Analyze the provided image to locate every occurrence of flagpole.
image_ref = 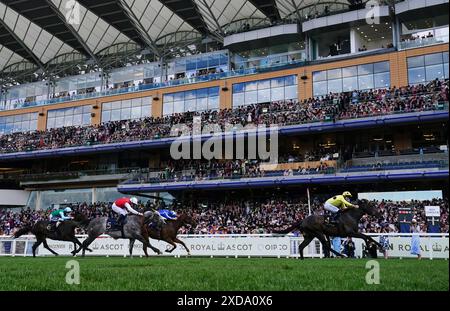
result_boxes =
[307,188,312,216]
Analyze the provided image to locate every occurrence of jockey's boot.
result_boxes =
[117,215,127,238]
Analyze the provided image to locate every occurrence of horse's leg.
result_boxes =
[32,240,43,258]
[173,237,190,255]
[129,239,135,258]
[71,237,86,256]
[164,239,177,253]
[136,236,161,255]
[314,232,344,258]
[43,239,59,256]
[78,235,97,257]
[324,235,333,258]
[298,234,314,260]
[349,232,383,249]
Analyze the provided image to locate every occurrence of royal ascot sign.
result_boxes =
[3,234,447,259]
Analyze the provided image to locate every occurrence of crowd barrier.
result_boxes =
[0,234,448,259]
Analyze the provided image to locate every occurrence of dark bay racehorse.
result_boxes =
[73,211,162,257]
[13,213,91,258]
[131,213,197,256]
[274,199,382,259]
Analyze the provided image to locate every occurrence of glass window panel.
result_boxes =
[313,71,327,82]
[426,64,445,81]
[133,99,143,107]
[163,103,173,116]
[408,67,426,84]
[55,117,65,128]
[233,83,245,93]
[374,72,390,89]
[328,79,343,94]
[30,113,38,120]
[284,75,297,86]
[111,110,121,121]
[73,106,83,115]
[55,109,65,117]
[164,93,174,103]
[271,87,285,101]
[185,99,196,112]
[196,88,209,98]
[358,75,374,90]
[408,56,425,68]
[342,66,358,77]
[245,91,258,105]
[141,105,151,118]
[103,102,112,111]
[131,107,142,119]
[174,92,185,101]
[271,77,285,88]
[245,81,258,92]
[64,108,74,116]
[111,101,121,110]
[121,100,131,108]
[197,58,208,69]
[444,62,449,79]
[209,97,219,110]
[358,64,374,75]
[121,108,132,120]
[82,114,91,125]
[425,53,443,66]
[443,52,449,63]
[102,111,111,123]
[173,101,184,114]
[233,93,245,107]
[313,81,328,96]
[29,120,37,131]
[284,85,298,100]
[258,79,271,90]
[327,68,342,80]
[20,121,28,130]
[197,97,208,111]
[374,61,390,73]
[21,114,31,121]
[258,89,271,103]
[209,87,219,97]
[185,90,196,100]
[342,77,359,92]
[72,114,82,126]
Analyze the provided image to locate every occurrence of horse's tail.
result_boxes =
[13,225,32,238]
[272,220,303,235]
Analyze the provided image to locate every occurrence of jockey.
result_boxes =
[111,197,143,227]
[158,209,178,222]
[324,191,359,223]
[49,207,73,229]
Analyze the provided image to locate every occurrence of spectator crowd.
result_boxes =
[1,197,448,236]
[1,80,448,154]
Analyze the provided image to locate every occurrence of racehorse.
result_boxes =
[274,199,382,260]
[13,212,91,258]
[131,213,197,256]
[73,211,162,257]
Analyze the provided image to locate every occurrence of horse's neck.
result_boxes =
[346,208,364,222]
[172,217,185,230]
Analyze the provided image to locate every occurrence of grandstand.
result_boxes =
[0,0,448,239]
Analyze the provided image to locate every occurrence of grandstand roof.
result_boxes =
[0,0,356,76]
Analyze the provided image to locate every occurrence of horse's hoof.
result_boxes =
[165,250,170,253]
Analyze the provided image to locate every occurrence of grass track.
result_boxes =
[0,257,448,291]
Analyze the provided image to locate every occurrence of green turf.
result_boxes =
[0,257,448,291]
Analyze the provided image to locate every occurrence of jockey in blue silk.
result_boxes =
[158,209,178,221]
